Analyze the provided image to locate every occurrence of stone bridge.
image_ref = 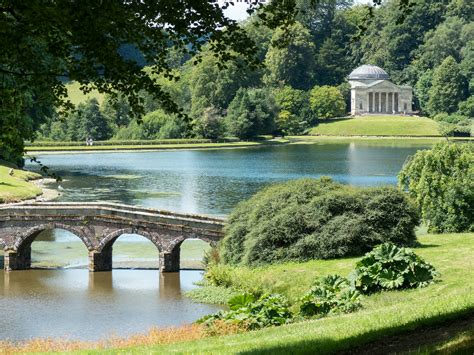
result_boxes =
[0,202,225,272]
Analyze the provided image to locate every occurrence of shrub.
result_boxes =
[350,243,439,294]
[198,293,292,330]
[399,142,474,233]
[309,86,346,119]
[221,177,419,266]
[299,275,362,317]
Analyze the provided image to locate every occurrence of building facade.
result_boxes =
[348,65,413,116]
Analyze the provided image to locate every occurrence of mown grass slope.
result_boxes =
[66,81,105,105]
[310,115,441,137]
[99,233,473,354]
[0,162,42,203]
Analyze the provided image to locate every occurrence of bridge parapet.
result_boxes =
[0,202,226,273]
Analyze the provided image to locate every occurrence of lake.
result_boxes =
[1,141,429,341]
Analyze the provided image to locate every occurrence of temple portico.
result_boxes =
[348,65,413,115]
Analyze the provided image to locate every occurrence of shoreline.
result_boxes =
[25,141,284,155]
[25,136,473,155]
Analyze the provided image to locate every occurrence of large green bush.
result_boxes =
[220,177,420,266]
[399,142,474,233]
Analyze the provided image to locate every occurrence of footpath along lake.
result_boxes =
[1,141,430,341]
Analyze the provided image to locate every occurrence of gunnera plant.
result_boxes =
[299,274,362,317]
[197,293,292,330]
[350,242,439,294]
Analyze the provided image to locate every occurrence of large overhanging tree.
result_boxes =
[0,0,410,166]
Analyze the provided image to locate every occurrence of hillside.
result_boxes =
[310,115,441,137]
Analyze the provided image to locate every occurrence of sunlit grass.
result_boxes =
[0,162,42,203]
[310,115,441,136]
[66,81,105,105]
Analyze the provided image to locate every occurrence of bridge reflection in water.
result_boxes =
[0,202,224,272]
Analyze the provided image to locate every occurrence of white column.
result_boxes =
[378,92,382,113]
[391,92,394,113]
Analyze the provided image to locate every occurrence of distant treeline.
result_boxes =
[38,0,473,142]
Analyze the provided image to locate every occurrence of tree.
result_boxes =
[0,1,290,164]
[359,0,448,83]
[187,48,260,117]
[417,16,468,69]
[414,69,433,114]
[295,0,352,43]
[273,86,312,135]
[309,86,346,119]
[66,99,112,141]
[264,22,316,90]
[399,143,474,233]
[225,88,277,139]
[457,96,474,117]
[102,94,132,130]
[192,107,225,139]
[427,56,468,115]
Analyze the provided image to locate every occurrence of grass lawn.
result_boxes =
[0,162,42,203]
[98,232,474,354]
[310,115,441,137]
[25,140,286,153]
[66,81,106,105]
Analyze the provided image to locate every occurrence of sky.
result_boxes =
[221,0,371,21]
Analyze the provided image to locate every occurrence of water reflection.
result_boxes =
[28,142,428,216]
[1,270,221,341]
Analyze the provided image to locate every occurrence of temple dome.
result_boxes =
[348,64,390,80]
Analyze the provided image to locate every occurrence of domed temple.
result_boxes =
[348,64,413,116]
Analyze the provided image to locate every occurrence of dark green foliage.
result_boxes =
[457,96,474,117]
[198,293,292,330]
[300,275,362,317]
[434,113,472,137]
[399,142,474,233]
[26,138,212,147]
[274,86,312,135]
[427,56,468,115]
[187,49,260,116]
[114,109,186,140]
[46,98,113,142]
[350,243,439,294]
[263,22,316,90]
[221,177,419,266]
[225,88,277,139]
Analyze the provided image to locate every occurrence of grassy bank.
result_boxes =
[0,163,42,203]
[3,233,472,353]
[310,115,441,137]
[25,140,286,153]
[126,233,474,353]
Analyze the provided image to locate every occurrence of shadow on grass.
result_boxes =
[416,243,441,249]
[239,309,474,355]
[0,182,16,187]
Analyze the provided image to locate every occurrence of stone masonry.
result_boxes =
[0,202,225,272]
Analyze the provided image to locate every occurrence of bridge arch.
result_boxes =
[98,228,163,253]
[12,223,94,252]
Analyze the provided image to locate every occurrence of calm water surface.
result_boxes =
[1,142,429,341]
